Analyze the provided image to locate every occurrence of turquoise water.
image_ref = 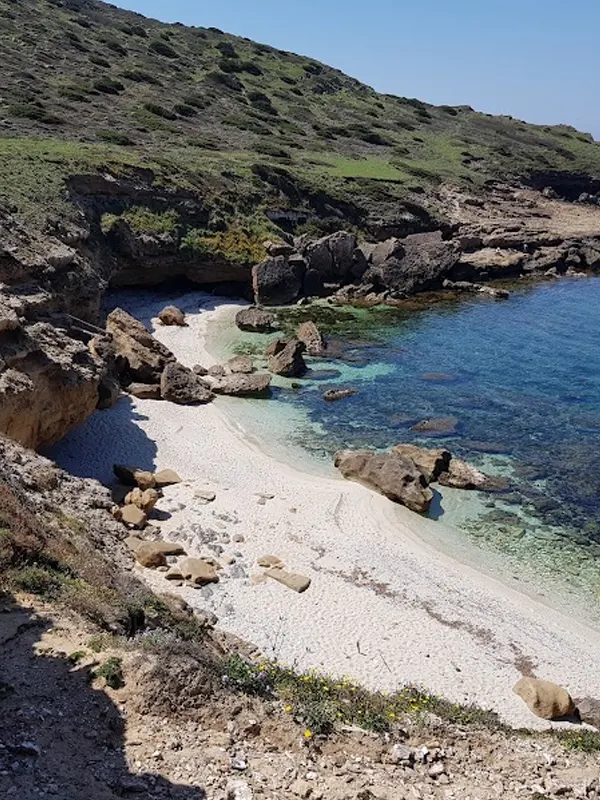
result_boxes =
[216,278,600,610]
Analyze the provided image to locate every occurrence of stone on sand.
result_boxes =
[154,469,182,487]
[265,567,311,593]
[158,305,186,326]
[179,557,220,585]
[125,487,159,513]
[113,464,156,489]
[120,504,148,529]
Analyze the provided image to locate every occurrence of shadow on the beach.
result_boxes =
[0,595,206,800]
[46,396,159,486]
[102,286,246,330]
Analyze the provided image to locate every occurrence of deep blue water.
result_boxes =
[240,278,600,600]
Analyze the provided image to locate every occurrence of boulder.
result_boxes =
[153,468,182,487]
[296,321,325,355]
[0,303,19,333]
[127,382,162,400]
[179,557,219,586]
[257,555,285,568]
[300,231,358,283]
[411,416,459,436]
[334,449,434,513]
[106,308,176,384]
[113,465,156,489]
[252,256,305,305]
[513,677,575,720]
[268,339,307,377]
[323,388,357,402]
[134,541,185,568]
[208,364,226,377]
[212,373,272,397]
[370,238,405,268]
[393,444,451,483]
[160,362,213,405]
[235,307,276,333]
[226,355,254,374]
[438,458,509,492]
[263,238,294,257]
[124,487,159,513]
[264,338,287,357]
[193,364,209,376]
[120,504,148,529]
[124,535,144,553]
[158,305,186,326]
[303,269,325,298]
[265,567,311,593]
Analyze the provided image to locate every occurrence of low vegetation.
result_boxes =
[2,0,600,237]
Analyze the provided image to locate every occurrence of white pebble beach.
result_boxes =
[49,290,600,730]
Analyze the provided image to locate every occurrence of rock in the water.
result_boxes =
[212,373,272,397]
[124,487,159,513]
[179,557,219,586]
[296,321,325,355]
[265,567,311,593]
[513,677,575,720]
[411,416,459,435]
[160,362,213,405]
[252,256,305,305]
[121,504,148,529]
[158,305,186,326]
[153,469,182,487]
[235,307,276,333]
[227,355,254,374]
[393,444,451,483]
[268,339,307,377]
[438,458,509,491]
[106,308,176,384]
[127,382,162,400]
[323,388,357,402]
[113,465,156,489]
[334,449,434,513]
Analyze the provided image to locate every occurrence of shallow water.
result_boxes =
[211,278,600,613]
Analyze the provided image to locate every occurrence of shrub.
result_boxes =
[121,69,160,85]
[89,54,111,68]
[102,38,128,57]
[94,657,124,689]
[361,131,391,146]
[218,58,243,73]
[206,71,243,92]
[181,226,266,265]
[182,93,211,109]
[97,130,135,146]
[216,41,237,58]
[8,103,62,125]
[93,77,125,95]
[256,142,291,160]
[148,39,179,58]
[247,90,278,116]
[121,23,147,37]
[11,566,64,597]
[174,103,197,117]
[143,102,177,120]
[57,85,89,102]
[240,61,262,76]
[121,207,180,236]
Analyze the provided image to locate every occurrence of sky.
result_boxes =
[113,0,600,137]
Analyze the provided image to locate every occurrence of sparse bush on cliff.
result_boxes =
[148,39,179,58]
[181,226,266,265]
[143,102,177,120]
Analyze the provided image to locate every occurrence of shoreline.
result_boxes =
[51,289,600,730]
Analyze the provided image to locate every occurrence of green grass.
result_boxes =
[93,657,124,689]
[306,153,405,181]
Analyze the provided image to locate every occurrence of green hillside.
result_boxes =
[2,0,600,242]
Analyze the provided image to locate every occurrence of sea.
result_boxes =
[208,277,600,619]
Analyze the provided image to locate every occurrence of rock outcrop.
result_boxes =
[438,458,509,491]
[393,444,451,483]
[252,256,305,306]
[158,305,186,326]
[296,321,325,355]
[334,449,434,513]
[106,308,175,384]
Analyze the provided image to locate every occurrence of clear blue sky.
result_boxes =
[113,0,599,137]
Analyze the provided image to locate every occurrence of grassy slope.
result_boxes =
[2,0,600,239]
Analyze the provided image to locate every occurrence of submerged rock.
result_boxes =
[235,307,276,333]
[334,449,434,513]
[160,362,213,405]
[268,339,307,377]
[513,677,575,720]
[323,387,357,402]
[411,416,460,435]
[227,355,254,374]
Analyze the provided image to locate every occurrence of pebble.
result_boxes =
[231,757,248,771]
[233,534,245,543]
[227,780,253,799]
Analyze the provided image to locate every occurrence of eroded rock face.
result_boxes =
[160,362,213,405]
[267,339,307,377]
[393,444,451,483]
[334,449,434,513]
[438,458,509,492]
[106,308,175,384]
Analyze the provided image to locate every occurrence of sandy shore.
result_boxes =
[50,290,600,730]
